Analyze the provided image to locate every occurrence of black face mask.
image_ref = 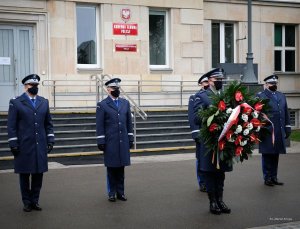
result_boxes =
[214,80,223,91]
[269,85,277,92]
[28,86,39,95]
[111,89,120,98]
[203,85,209,90]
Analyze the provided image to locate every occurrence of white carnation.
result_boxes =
[226,108,233,114]
[243,129,250,136]
[240,140,247,146]
[255,126,261,132]
[247,123,253,130]
[252,111,259,118]
[234,125,242,134]
[242,114,248,122]
[228,137,235,142]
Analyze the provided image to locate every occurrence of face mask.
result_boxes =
[111,88,120,98]
[214,80,223,91]
[203,85,209,90]
[269,85,277,92]
[28,85,39,95]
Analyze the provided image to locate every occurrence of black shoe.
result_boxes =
[23,204,32,212]
[117,194,127,201]
[272,178,284,185]
[217,200,231,214]
[31,203,42,211]
[108,196,116,202]
[264,180,274,186]
[199,184,207,192]
[210,201,221,215]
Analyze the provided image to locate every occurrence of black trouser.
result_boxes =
[19,173,43,205]
[262,154,279,181]
[203,171,225,194]
[107,167,125,197]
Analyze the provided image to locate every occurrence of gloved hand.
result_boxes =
[10,147,20,156]
[129,141,134,149]
[194,138,201,144]
[47,143,54,153]
[98,144,105,151]
[285,127,291,139]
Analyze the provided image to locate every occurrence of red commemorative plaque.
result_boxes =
[115,44,137,52]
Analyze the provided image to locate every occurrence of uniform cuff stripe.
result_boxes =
[191,130,200,133]
[97,135,105,138]
[285,125,291,128]
[128,133,133,135]
[8,137,18,141]
[47,134,55,137]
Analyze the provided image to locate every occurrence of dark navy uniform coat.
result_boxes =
[257,89,291,154]
[188,94,200,159]
[96,96,134,167]
[193,88,232,172]
[7,93,55,174]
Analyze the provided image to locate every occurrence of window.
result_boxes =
[289,110,297,127]
[149,10,169,69]
[76,5,100,68]
[212,22,235,68]
[274,24,296,72]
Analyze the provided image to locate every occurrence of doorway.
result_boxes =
[0,25,34,111]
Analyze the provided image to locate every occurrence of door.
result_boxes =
[0,25,34,111]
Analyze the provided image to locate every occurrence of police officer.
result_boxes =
[257,74,291,186]
[96,78,134,202]
[7,74,55,212]
[193,68,232,215]
[188,74,209,192]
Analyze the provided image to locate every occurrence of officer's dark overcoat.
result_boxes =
[96,96,134,167]
[7,93,55,173]
[188,94,200,159]
[193,88,232,172]
[257,89,290,154]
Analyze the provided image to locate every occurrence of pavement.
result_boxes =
[1,142,300,229]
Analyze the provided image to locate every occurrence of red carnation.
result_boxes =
[226,130,234,140]
[250,118,261,127]
[235,91,243,102]
[250,133,259,143]
[243,122,249,128]
[235,146,243,156]
[235,135,243,146]
[219,140,225,151]
[209,123,218,132]
[254,102,264,111]
[243,107,252,115]
[218,100,226,111]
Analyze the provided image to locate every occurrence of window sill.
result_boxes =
[77,68,103,74]
[150,68,173,74]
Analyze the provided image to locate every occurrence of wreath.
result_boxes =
[198,81,272,169]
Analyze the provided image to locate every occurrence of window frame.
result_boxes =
[149,9,170,70]
[76,4,101,69]
[211,21,236,68]
[274,24,296,73]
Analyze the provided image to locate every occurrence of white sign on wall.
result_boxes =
[0,57,11,65]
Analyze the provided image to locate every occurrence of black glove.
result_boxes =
[285,127,291,139]
[129,141,134,149]
[194,138,200,144]
[10,147,20,156]
[98,144,105,151]
[47,143,54,153]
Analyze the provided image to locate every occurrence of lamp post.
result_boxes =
[242,0,257,84]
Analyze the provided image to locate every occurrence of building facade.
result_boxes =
[0,0,299,126]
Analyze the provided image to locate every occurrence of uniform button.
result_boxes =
[120,131,122,133]
[36,133,38,135]
[36,142,39,144]
[119,122,121,124]
[34,113,37,115]
[120,140,122,142]
[35,123,37,125]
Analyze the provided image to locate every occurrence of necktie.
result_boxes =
[31,99,36,107]
[114,100,118,108]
